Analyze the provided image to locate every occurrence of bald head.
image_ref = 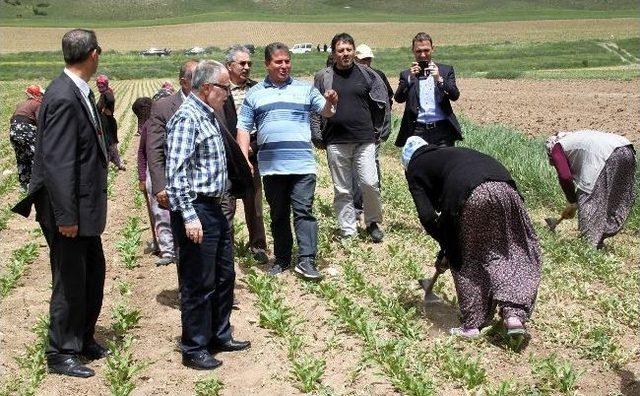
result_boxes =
[179,59,199,95]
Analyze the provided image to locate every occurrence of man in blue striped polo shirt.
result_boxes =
[237,42,338,279]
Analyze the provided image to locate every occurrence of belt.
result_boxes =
[194,194,222,205]
[416,120,449,130]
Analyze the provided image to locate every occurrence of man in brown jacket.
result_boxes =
[146,59,198,208]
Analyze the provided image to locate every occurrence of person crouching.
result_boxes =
[402,136,541,338]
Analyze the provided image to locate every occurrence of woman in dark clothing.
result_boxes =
[9,85,44,190]
[545,130,636,248]
[96,75,125,170]
[402,136,541,338]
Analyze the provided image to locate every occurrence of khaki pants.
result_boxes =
[327,143,382,236]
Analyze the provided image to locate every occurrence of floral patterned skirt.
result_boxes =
[452,181,542,329]
[577,146,636,247]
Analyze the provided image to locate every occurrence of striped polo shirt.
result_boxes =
[237,77,326,175]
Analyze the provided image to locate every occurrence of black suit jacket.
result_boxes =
[12,72,109,236]
[214,112,254,200]
[146,91,183,194]
[221,78,258,159]
[394,63,461,147]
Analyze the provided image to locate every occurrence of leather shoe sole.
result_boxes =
[182,356,222,370]
[48,358,95,378]
[211,339,251,352]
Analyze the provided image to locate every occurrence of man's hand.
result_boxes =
[59,225,78,238]
[138,181,146,192]
[428,62,443,83]
[156,190,169,209]
[409,62,421,77]
[561,202,578,219]
[185,218,203,244]
[324,89,338,105]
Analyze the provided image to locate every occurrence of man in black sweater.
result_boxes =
[312,33,391,242]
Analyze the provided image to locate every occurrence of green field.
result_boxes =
[0,0,637,27]
[0,38,638,82]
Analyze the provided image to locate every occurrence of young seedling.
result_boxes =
[194,376,224,396]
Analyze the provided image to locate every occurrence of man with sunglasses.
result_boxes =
[219,45,268,265]
[13,29,108,378]
[166,60,251,370]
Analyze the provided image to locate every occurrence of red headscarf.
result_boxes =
[96,75,112,94]
[25,84,44,101]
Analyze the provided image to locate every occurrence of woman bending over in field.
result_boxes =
[402,136,541,338]
[545,130,636,248]
[9,84,44,190]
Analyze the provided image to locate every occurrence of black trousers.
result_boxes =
[170,198,235,356]
[412,121,456,147]
[41,225,105,357]
[263,174,318,264]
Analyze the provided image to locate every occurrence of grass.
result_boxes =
[1,38,638,81]
[194,376,224,396]
[0,315,49,396]
[0,0,636,27]
[243,265,328,392]
[0,242,39,300]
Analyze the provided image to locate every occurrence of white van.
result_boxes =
[291,43,313,54]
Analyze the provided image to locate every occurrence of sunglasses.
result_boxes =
[234,61,252,67]
[211,83,231,93]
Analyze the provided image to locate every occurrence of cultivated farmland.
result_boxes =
[0,77,637,395]
[0,18,639,53]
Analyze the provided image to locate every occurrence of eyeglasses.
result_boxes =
[211,83,231,93]
[234,61,252,67]
[90,45,102,55]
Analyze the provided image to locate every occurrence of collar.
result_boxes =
[64,68,91,97]
[263,76,293,88]
[180,89,188,102]
[188,92,215,116]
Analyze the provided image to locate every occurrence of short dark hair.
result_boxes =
[264,42,290,62]
[412,32,433,48]
[331,33,355,52]
[62,28,99,65]
[131,97,153,123]
[180,59,198,80]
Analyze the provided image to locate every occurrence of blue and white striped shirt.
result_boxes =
[166,93,228,222]
[237,77,326,175]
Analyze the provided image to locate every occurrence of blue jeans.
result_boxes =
[170,197,235,356]
[263,174,317,264]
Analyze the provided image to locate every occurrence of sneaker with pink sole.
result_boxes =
[449,327,480,338]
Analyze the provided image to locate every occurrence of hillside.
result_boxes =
[0,0,637,27]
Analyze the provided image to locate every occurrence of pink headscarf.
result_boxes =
[96,75,111,94]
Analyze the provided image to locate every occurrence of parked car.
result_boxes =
[185,46,206,55]
[140,48,171,57]
[291,43,313,54]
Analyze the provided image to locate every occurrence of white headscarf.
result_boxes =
[545,131,569,154]
[401,136,428,169]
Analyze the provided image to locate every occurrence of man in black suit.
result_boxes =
[12,29,108,378]
[394,32,461,147]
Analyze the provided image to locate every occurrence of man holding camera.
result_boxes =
[394,32,461,148]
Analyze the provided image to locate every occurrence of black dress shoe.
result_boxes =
[211,338,251,352]
[81,341,111,360]
[47,355,95,378]
[182,350,222,370]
